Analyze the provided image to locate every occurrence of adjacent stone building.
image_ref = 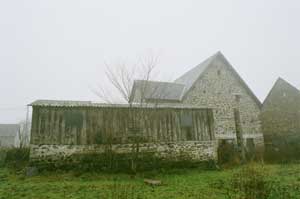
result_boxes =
[0,124,20,148]
[131,52,264,153]
[261,78,300,160]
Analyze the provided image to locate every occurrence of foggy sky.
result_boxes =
[1,0,300,123]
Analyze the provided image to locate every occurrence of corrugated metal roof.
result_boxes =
[132,80,185,101]
[30,100,214,109]
[0,124,19,137]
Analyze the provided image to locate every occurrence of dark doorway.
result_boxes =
[246,138,255,160]
[218,139,235,164]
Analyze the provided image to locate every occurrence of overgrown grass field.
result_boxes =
[0,163,299,199]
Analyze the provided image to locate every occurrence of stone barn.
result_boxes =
[29,100,216,169]
[29,51,265,167]
[261,78,300,160]
[130,52,264,157]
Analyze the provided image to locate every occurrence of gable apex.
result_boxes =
[262,77,300,106]
[174,51,221,95]
[274,77,300,93]
[275,77,299,90]
[175,52,261,108]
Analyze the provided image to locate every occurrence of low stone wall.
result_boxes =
[30,141,217,170]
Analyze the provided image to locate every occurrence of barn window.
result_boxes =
[180,112,193,140]
[58,115,63,133]
[64,110,83,129]
[235,95,241,103]
[181,112,193,127]
[186,127,192,140]
[40,116,46,134]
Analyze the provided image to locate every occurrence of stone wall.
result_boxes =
[182,57,264,148]
[30,141,217,169]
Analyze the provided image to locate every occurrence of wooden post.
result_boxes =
[233,94,246,163]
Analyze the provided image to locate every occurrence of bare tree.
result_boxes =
[94,54,160,105]
[18,120,31,148]
[93,54,172,172]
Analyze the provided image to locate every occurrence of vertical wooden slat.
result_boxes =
[192,111,197,141]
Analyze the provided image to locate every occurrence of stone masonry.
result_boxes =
[30,141,217,166]
[181,53,264,148]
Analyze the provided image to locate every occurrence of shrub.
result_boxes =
[227,163,297,199]
[3,148,30,170]
[228,164,270,199]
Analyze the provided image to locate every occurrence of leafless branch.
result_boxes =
[95,54,162,104]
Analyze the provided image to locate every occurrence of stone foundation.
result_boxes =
[30,141,217,170]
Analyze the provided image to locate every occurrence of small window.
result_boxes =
[64,110,83,129]
[217,70,221,76]
[180,112,193,127]
[180,112,193,141]
[40,116,46,133]
[235,95,241,103]
[203,90,206,94]
[246,138,255,153]
[186,127,193,140]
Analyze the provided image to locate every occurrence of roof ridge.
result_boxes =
[262,77,300,106]
[174,51,222,99]
[275,77,300,92]
[134,79,185,86]
[174,51,220,83]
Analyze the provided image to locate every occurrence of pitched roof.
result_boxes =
[0,124,19,137]
[174,52,219,96]
[130,80,185,102]
[276,78,300,92]
[130,53,218,102]
[130,51,261,108]
[30,100,94,107]
[262,77,300,106]
[214,52,262,108]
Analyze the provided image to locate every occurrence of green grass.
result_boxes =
[0,164,299,199]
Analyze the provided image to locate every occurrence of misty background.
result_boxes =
[0,0,299,123]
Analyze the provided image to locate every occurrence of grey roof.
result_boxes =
[30,99,213,109]
[131,80,185,101]
[130,51,261,108]
[174,52,219,96]
[262,77,300,106]
[30,100,95,107]
[33,52,261,109]
[0,124,19,137]
[129,52,219,102]
[276,77,300,92]
[131,52,219,102]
